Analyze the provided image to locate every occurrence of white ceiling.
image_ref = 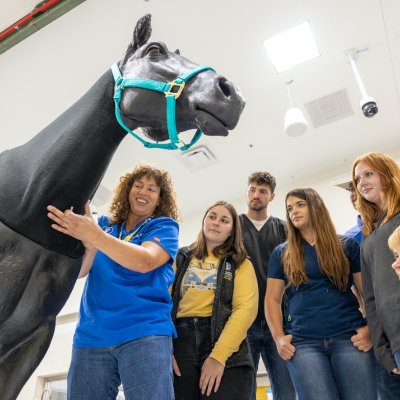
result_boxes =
[1,0,400,217]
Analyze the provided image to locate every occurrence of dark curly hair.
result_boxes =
[108,163,180,225]
[248,171,276,192]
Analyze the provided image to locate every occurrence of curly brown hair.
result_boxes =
[248,171,276,192]
[108,163,180,225]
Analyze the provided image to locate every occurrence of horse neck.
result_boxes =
[29,69,128,173]
[0,68,132,222]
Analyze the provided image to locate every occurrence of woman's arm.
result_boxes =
[200,259,258,396]
[361,251,398,373]
[208,259,258,364]
[47,204,172,273]
[350,272,373,352]
[78,248,97,278]
[352,272,366,317]
[265,278,295,360]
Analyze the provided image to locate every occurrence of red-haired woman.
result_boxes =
[352,152,400,398]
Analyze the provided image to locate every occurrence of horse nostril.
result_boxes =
[218,77,231,97]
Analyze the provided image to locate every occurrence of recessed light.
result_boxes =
[263,21,320,73]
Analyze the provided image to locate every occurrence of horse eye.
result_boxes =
[146,46,162,56]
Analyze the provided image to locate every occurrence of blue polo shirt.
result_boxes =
[73,215,179,347]
[268,236,366,339]
[344,215,363,244]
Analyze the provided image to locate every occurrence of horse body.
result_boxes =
[0,70,125,258]
[0,14,245,399]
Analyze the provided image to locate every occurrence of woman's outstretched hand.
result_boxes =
[47,201,100,249]
[199,356,225,396]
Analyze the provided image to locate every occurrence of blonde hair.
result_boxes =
[352,152,400,236]
[109,163,179,225]
[388,226,400,251]
[190,201,248,266]
[283,188,349,291]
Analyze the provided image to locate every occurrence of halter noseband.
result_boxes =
[111,63,216,151]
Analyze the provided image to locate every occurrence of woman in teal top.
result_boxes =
[47,163,179,400]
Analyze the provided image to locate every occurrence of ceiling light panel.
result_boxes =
[263,21,320,73]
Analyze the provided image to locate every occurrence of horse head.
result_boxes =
[116,14,245,143]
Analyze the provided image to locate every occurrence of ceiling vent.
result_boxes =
[178,145,217,171]
[304,89,354,128]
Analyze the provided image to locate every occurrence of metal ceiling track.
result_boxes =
[0,0,86,55]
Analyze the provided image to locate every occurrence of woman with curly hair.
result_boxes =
[47,163,180,400]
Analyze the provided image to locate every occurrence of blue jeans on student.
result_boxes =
[286,333,376,400]
[67,335,174,400]
[395,350,400,368]
[247,320,296,400]
[376,350,400,400]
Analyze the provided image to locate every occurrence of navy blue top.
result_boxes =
[268,236,366,339]
[74,215,179,347]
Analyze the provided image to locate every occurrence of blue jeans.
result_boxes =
[376,350,400,400]
[247,320,296,400]
[395,350,400,368]
[287,333,377,400]
[68,335,174,400]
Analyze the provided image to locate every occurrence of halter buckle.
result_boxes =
[165,80,185,99]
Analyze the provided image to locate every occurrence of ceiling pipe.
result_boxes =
[0,0,63,42]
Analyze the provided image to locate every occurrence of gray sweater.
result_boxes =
[361,213,400,373]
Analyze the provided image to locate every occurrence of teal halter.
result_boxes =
[111,63,216,151]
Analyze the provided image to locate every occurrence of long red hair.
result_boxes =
[352,152,400,236]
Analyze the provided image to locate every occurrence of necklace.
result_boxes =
[119,217,153,242]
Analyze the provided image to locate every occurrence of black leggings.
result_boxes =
[173,317,253,400]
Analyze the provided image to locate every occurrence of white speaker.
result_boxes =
[284,107,308,137]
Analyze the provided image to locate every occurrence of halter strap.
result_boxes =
[111,63,216,151]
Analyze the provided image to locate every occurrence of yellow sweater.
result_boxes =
[176,253,258,366]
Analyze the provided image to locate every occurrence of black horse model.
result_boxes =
[0,14,245,399]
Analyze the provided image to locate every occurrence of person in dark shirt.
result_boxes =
[239,171,295,400]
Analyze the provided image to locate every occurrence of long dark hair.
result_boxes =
[190,201,247,266]
[283,188,349,291]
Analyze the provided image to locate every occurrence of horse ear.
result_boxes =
[175,49,180,55]
[133,14,152,49]
[122,14,152,66]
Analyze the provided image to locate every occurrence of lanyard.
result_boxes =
[118,217,153,242]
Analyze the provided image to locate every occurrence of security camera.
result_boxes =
[346,49,379,118]
[360,96,378,118]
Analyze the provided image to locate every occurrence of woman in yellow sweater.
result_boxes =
[170,201,258,400]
